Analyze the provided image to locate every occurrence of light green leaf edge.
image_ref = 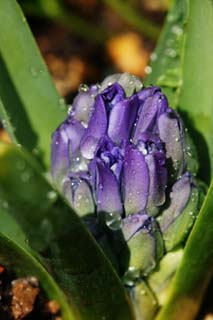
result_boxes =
[0,209,76,320]
[0,0,67,168]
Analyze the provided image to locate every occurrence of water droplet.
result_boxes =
[144,66,152,74]
[123,267,140,286]
[140,289,146,295]
[189,211,193,216]
[175,137,180,142]
[29,67,38,78]
[2,119,7,128]
[150,52,157,61]
[32,148,39,155]
[165,48,177,58]
[59,97,66,111]
[2,201,9,209]
[105,212,122,231]
[99,183,103,190]
[68,105,73,115]
[171,25,183,36]
[21,171,32,183]
[47,190,58,202]
[78,84,89,93]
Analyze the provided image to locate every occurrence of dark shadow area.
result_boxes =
[82,213,130,277]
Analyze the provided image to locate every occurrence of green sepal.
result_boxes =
[148,249,183,306]
[159,185,200,251]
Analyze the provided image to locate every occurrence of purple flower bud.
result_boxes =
[51,73,199,277]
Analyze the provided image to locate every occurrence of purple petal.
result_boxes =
[160,172,192,232]
[101,82,125,112]
[62,176,94,216]
[122,213,150,241]
[51,117,85,186]
[95,136,124,182]
[146,152,167,211]
[80,95,107,159]
[133,91,168,142]
[89,159,123,215]
[123,144,149,215]
[108,94,139,144]
[157,109,185,178]
[137,86,160,103]
[72,84,99,126]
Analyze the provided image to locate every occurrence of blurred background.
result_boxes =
[17,0,171,100]
[0,1,212,318]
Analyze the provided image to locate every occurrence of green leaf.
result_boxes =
[0,208,76,320]
[145,0,188,106]
[145,0,213,317]
[156,181,213,320]
[0,142,134,320]
[0,0,66,168]
[146,0,213,183]
[178,0,213,183]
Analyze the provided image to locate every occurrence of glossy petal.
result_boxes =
[159,173,200,251]
[62,176,95,217]
[146,152,167,213]
[122,213,150,241]
[133,91,168,142]
[101,82,125,112]
[90,159,123,215]
[80,95,107,159]
[72,84,99,126]
[108,94,139,144]
[95,136,123,182]
[159,173,192,232]
[158,109,185,179]
[123,144,149,215]
[51,117,85,186]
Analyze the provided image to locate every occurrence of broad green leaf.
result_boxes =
[145,0,188,106]
[178,0,213,182]
[0,142,134,320]
[0,209,76,320]
[0,0,66,168]
[145,0,213,317]
[156,181,213,320]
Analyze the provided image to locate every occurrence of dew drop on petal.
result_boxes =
[105,212,122,231]
[123,267,140,287]
[78,83,89,93]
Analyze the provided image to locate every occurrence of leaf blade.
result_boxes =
[0,0,66,167]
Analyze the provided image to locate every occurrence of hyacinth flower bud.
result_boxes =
[51,73,201,316]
